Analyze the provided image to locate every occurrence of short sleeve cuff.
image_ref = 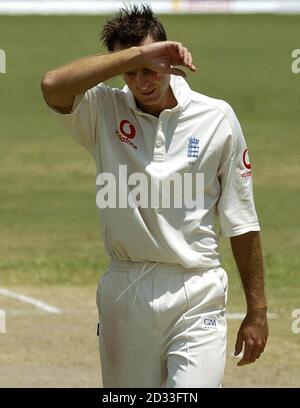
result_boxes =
[221,222,261,238]
[46,93,85,117]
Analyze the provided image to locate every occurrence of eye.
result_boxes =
[126,71,136,78]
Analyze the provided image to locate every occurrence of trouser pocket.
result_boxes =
[213,267,228,304]
[96,268,111,315]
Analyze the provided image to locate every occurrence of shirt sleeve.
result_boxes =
[217,103,261,237]
[46,82,109,150]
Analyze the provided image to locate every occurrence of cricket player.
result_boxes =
[41,4,268,388]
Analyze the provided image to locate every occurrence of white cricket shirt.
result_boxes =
[48,74,260,268]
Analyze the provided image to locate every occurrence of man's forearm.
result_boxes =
[230,231,267,314]
[41,40,196,113]
[41,47,142,110]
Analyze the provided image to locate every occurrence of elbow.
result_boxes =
[41,71,57,100]
[41,71,74,113]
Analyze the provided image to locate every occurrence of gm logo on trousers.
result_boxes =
[203,318,217,330]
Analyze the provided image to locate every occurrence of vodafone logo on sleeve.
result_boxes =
[241,148,253,178]
[116,120,138,150]
[242,149,251,170]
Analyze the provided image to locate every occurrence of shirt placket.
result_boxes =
[153,113,168,162]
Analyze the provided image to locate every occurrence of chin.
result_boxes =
[142,91,162,103]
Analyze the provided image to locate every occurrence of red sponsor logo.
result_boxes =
[242,148,251,170]
[241,149,252,178]
[116,120,138,150]
[241,170,252,178]
[120,120,136,139]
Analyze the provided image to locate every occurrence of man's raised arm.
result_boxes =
[41,47,143,113]
[41,41,196,114]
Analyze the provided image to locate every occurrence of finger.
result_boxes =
[187,52,192,68]
[237,340,255,366]
[253,339,265,360]
[183,48,189,66]
[188,52,197,72]
[234,332,243,356]
[177,43,184,61]
[250,344,261,363]
[167,66,187,77]
[261,337,267,353]
[253,349,262,361]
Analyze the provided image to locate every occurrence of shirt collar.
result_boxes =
[121,74,192,114]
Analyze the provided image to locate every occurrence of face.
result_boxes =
[113,35,174,115]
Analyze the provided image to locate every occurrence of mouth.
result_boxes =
[141,89,155,95]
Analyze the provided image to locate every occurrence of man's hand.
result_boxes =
[230,232,268,366]
[234,310,268,366]
[137,41,197,77]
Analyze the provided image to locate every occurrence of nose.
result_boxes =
[136,71,151,91]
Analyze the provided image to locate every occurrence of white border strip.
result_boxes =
[0,288,62,314]
[0,1,300,15]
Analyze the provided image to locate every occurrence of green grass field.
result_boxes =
[0,14,299,387]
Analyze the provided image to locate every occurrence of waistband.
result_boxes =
[109,260,220,308]
[109,259,215,274]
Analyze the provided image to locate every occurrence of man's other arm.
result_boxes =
[230,231,268,366]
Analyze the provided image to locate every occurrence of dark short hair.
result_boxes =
[101,3,167,51]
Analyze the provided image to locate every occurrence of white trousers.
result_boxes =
[96,260,228,388]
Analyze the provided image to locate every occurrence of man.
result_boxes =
[41,4,268,388]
